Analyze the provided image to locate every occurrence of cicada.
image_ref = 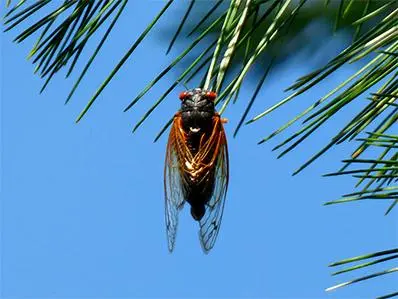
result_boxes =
[164,88,229,253]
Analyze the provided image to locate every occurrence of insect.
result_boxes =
[164,88,229,253]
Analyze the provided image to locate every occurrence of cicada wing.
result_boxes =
[164,115,186,252]
[199,117,229,253]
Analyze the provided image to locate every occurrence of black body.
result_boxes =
[180,88,216,220]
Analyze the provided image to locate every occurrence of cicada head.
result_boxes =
[179,88,217,133]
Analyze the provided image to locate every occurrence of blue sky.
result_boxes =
[1,1,397,298]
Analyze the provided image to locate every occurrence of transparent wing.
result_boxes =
[199,117,229,253]
[164,114,186,252]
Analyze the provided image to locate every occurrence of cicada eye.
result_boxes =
[179,91,189,100]
[206,91,217,101]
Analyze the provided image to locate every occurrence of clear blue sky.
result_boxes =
[1,1,397,298]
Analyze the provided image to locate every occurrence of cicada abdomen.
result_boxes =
[164,88,229,253]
